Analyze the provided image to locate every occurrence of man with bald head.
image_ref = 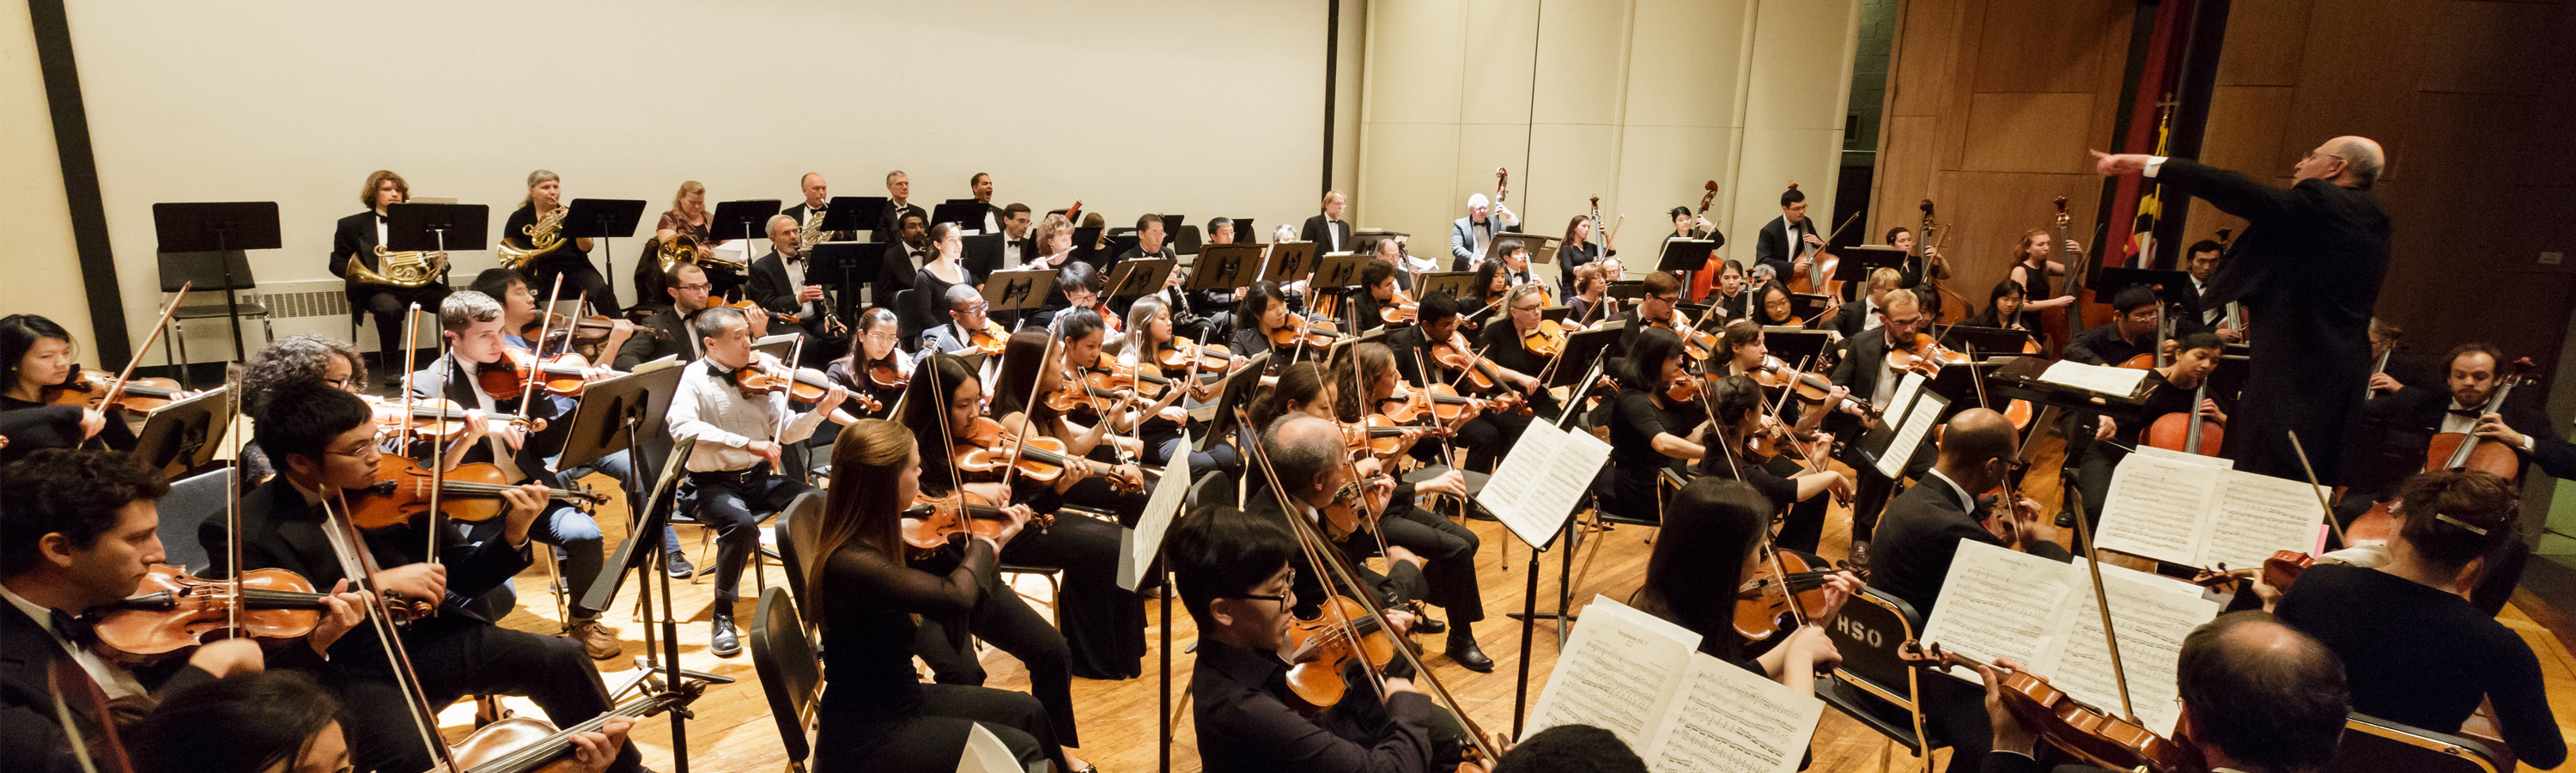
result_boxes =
[2094,137,2391,484]
[1979,611,2351,773]
[781,172,853,242]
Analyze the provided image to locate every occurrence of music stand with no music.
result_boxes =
[1189,245,1264,293]
[984,268,1059,322]
[151,202,282,362]
[1415,271,1478,301]
[130,385,233,475]
[564,198,647,309]
[1104,258,1176,301]
[1261,241,1319,286]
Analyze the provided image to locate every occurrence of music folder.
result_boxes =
[1189,244,1263,292]
[982,268,1058,313]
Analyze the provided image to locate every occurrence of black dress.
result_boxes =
[815,537,1062,772]
[0,395,134,454]
[1597,388,1680,520]
[2276,564,2565,768]
[503,204,617,315]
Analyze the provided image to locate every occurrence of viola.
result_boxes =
[1380,289,1419,326]
[951,416,1141,491]
[1270,313,1345,349]
[1521,319,1566,358]
[1733,550,1838,642]
[735,358,879,413]
[343,457,612,530]
[1281,595,1399,713]
[363,395,539,445]
[448,686,702,773]
[1428,336,1504,393]
[92,564,325,665]
[477,349,597,399]
[43,368,189,413]
[1905,644,2207,773]
[900,490,1047,561]
[1380,382,1486,425]
[1157,340,1234,373]
[724,298,799,326]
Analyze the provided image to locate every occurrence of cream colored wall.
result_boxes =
[1352,0,1859,277]
[1,1,95,362]
[39,0,1328,358]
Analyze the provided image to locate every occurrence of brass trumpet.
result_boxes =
[349,246,446,288]
[496,204,570,270]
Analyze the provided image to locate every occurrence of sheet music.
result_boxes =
[2093,453,2222,565]
[2050,561,2220,737]
[2202,470,2330,572]
[1874,389,1943,479]
[1885,372,1926,428]
[2038,360,2150,397]
[1643,656,1824,773]
[2130,443,2231,468]
[1481,421,1612,550]
[1525,596,1698,747]
[1119,430,1191,592]
[1921,541,2075,674]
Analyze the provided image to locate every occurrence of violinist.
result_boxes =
[333,170,451,365]
[1244,368,1442,646]
[2264,470,2565,768]
[920,285,1004,375]
[1706,323,1857,552]
[2069,332,2231,533]
[1864,408,2066,773]
[1170,504,1449,773]
[1477,284,1562,419]
[1593,327,1716,521]
[999,318,1156,508]
[2062,285,2161,367]
[405,292,623,660]
[234,335,369,480]
[1230,281,1297,366]
[1349,259,1405,333]
[1388,295,1519,474]
[1616,271,1686,353]
[503,170,617,317]
[748,214,848,368]
[1635,478,1853,696]
[1325,345,1491,671]
[2002,228,2079,331]
[1118,295,1237,474]
[826,307,909,419]
[1037,261,1119,336]
[0,314,131,459]
[914,344,1144,684]
[667,305,849,658]
[1978,612,2351,773]
[1563,263,1612,330]
[0,449,349,772]
[1826,288,1938,565]
[1464,258,1512,332]
[1559,214,1613,296]
[1376,231,1426,292]
[1824,267,1908,343]
[803,419,1074,773]
[123,667,637,773]
[1748,281,1802,328]
[216,381,636,773]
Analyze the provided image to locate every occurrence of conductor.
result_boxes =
[2091,137,2390,484]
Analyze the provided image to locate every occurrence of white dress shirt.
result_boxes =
[668,358,830,472]
[1,581,147,699]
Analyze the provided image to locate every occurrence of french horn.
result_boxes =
[656,233,745,276]
[496,204,571,270]
[349,246,445,288]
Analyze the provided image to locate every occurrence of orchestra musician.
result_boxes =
[1393,294,1530,475]
[1635,478,1855,696]
[2264,469,2565,768]
[2176,239,2242,341]
[1704,323,1858,553]
[1243,364,1439,635]
[874,210,933,303]
[1824,267,1908,343]
[1958,280,2034,340]
[1327,343,1491,670]
[1039,261,1121,337]
[1230,282,1299,366]
[1978,612,2351,773]
[1029,211,1078,272]
[2348,344,2576,507]
[1303,191,1352,254]
[874,170,928,245]
[1464,259,1513,332]
[978,203,1035,283]
[332,170,452,364]
[0,449,346,773]
[1703,259,1752,321]
[1752,185,1820,296]
[1864,407,2068,773]
[1559,215,1613,297]
[502,170,617,316]
[1615,271,1687,353]
[1826,288,1940,569]
[781,172,854,243]
[1476,284,1561,420]
[2093,137,2391,484]
[1667,205,1727,303]
[1347,259,1404,334]
[920,285,998,362]
[214,380,639,773]
[1449,193,1521,272]
[910,222,974,346]
[969,172,1004,234]
[2002,229,2079,332]
[1563,263,1612,330]
[2061,285,2162,368]
[614,261,752,371]
[826,307,909,419]
[749,214,849,368]
[1749,282,1802,328]
[2069,332,2232,533]
[667,305,849,657]
[1120,213,1179,266]
[0,314,130,459]
[1592,327,1714,521]
[470,268,637,362]
[803,418,1071,773]
[1118,295,1236,475]
[647,180,740,302]
[234,335,369,480]
[989,324,1158,676]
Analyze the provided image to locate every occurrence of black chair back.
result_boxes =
[891,289,924,346]
[2326,713,2514,773]
[750,587,820,768]
[775,491,825,603]
[1815,585,1942,756]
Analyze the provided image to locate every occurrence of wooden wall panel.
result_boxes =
[2414,0,2554,95]
[2215,0,2311,87]
[1967,0,2123,94]
[1958,92,2096,173]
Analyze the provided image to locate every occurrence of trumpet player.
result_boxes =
[501,170,617,316]
[331,169,451,367]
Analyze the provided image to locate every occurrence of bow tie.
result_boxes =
[50,608,96,648]
[2448,407,2486,419]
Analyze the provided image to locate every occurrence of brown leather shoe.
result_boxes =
[567,618,621,660]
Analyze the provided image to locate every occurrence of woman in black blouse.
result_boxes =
[2269,469,2564,768]
[987,326,1156,680]
[1959,279,2044,354]
[1558,215,1613,294]
[502,170,617,316]
[1229,281,1295,367]
[0,313,131,459]
[1462,259,1510,333]
[1594,327,1710,520]
[1749,282,1803,327]
[914,223,970,336]
[1703,321,1856,552]
[806,417,1069,773]
[825,308,908,420]
[1634,477,1852,695]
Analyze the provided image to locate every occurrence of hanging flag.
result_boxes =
[2127,96,2179,265]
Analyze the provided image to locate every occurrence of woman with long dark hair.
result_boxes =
[0,313,131,456]
[1593,327,1712,520]
[827,307,908,419]
[1704,322,1857,552]
[1636,477,1853,691]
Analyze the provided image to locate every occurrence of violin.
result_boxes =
[1380,289,1419,326]
[477,348,598,399]
[363,395,540,445]
[1157,339,1234,373]
[900,490,1047,562]
[343,457,612,530]
[1380,382,1487,425]
[1521,318,1566,357]
[1281,594,1399,713]
[1885,332,1969,377]
[735,358,880,412]
[866,358,910,391]
[448,686,702,773]
[1428,336,1504,393]
[1733,549,1838,642]
[2189,550,2315,595]
[964,320,1010,355]
[950,415,1142,491]
[529,312,661,348]
[91,564,326,665]
[724,298,799,326]
[1749,356,1872,416]
[1664,373,1701,404]
[1341,415,1449,459]
[1270,313,1345,349]
[1905,644,2207,773]
[43,368,189,413]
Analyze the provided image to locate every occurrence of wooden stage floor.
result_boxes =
[445,433,2576,772]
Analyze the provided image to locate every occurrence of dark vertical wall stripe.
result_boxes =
[1323,0,1340,195]
[27,0,130,364]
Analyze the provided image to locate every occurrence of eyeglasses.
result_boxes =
[674,283,714,293]
[327,443,380,460]
[1224,569,1297,612]
[323,376,355,390]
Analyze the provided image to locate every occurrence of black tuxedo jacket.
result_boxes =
[2385,386,2576,482]
[204,477,532,627]
[0,605,220,773]
[1300,215,1352,253]
[1753,216,1818,289]
[1830,300,1874,339]
[872,201,928,244]
[1869,477,2072,617]
[612,306,697,371]
[747,250,835,343]
[331,210,451,318]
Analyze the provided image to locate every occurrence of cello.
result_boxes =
[2349,357,2536,543]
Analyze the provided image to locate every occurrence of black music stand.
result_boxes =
[564,198,647,309]
[1261,241,1319,285]
[825,196,884,240]
[983,268,1058,320]
[1546,325,1625,388]
[384,203,489,253]
[1172,225,1202,256]
[960,234,1006,285]
[1655,238,1717,290]
[1604,280,1647,301]
[1941,325,2038,362]
[806,243,884,319]
[1104,259,1176,300]
[1835,245,1908,298]
[930,202,987,233]
[1510,234,1563,266]
[1352,229,1406,256]
[708,199,783,269]
[1415,271,1478,301]
[130,385,232,474]
[1763,330,1832,372]
[1070,227,1107,265]
[1310,253,1374,292]
[1188,245,1263,292]
[151,202,281,362]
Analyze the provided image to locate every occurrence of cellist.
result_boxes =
[2067,332,2232,535]
[2345,343,2576,510]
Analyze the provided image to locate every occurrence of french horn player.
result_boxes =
[331,168,451,365]
[501,169,620,315]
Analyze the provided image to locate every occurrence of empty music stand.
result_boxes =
[1352,229,1408,256]
[827,196,886,241]
[931,201,987,234]
[154,249,265,381]
[1655,238,1718,291]
[151,202,281,362]
[984,268,1058,323]
[1261,241,1319,287]
[708,199,783,265]
[1190,245,1263,294]
[1416,271,1478,301]
[564,198,647,309]
[130,385,232,474]
[1941,326,2038,362]
[1834,245,1908,299]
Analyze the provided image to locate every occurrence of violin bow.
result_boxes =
[2061,439,2141,724]
[322,488,463,773]
[521,274,568,417]
[1406,348,1461,465]
[81,283,192,451]
[1328,339,1402,567]
[419,305,450,566]
[2283,431,2352,549]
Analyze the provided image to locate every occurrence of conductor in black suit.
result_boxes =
[1977,612,2350,773]
[1301,191,1352,253]
[2093,137,2391,485]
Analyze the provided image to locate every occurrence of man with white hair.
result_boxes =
[1448,192,1521,271]
[2093,136,2391,484]
[748,213,844,365]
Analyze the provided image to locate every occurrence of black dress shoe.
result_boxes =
[1413,618,1447,636]
[710,612,742,658]
[1446,633,1494,673]
[1842,540,1872,574]
[2056,510,2078,529]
